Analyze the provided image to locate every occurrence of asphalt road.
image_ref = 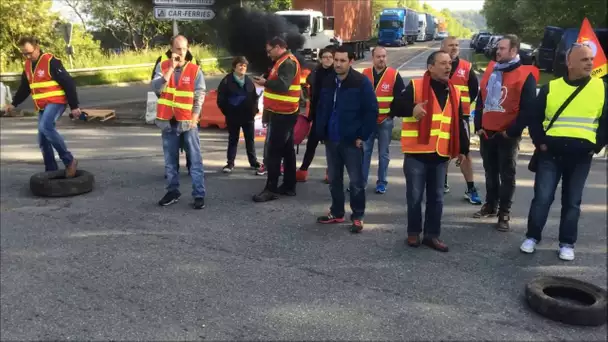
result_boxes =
[1,40,606,341]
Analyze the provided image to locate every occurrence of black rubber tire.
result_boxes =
[525,276,607,326]
[30,170,95,197]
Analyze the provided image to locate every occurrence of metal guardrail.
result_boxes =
[0,56,233,82]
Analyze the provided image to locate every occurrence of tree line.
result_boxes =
[482,0,607,44]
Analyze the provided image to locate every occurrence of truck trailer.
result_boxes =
[426,13,436,41]
[276,0,372,60]
[416,12,436,41]
[377,8,419,46]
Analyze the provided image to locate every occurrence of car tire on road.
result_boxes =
[525,276,607,326]
[30,170,95,197]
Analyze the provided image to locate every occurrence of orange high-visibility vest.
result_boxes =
[479,61,539,132]
[363,67,398,124]
[450,59,472,116]
[24,53,67,111]
[156,60,198,121]
[263,53,301,114]
[401,78,460,156]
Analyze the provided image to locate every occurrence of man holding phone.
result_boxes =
[151,35,207,209]
[252,37,302,202]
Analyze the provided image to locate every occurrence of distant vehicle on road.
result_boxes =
[532,26,564,71]
[473,32,492,52]
[377,7,419,46]
[436,31,448,40]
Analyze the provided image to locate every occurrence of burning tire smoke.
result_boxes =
[221,7,314,74]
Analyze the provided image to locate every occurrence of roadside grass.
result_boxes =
[1,45,230,88]
[472,53,555,85]
[2,57,231,89]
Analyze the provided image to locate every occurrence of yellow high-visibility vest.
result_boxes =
[544,77,605,144]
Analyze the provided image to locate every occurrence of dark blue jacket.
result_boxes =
[315,68,378,143]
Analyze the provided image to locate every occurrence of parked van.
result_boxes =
[533,26,564,71]
[553,27,608,77]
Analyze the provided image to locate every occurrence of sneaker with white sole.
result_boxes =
[558,246,575,261]
[520,238,537,254]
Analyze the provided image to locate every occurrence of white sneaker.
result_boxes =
[558,246,575,261]
[520,238,537,254]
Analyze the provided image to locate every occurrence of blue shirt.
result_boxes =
[328,76,342,142]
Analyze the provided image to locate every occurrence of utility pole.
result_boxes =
[173,20,179,36]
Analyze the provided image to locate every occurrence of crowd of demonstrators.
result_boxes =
[7,33,606,261]
[441,37,482,204]
[216,56,265,175]
[361,46,406,195]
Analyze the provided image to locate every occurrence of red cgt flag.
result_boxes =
[576,18,607,78]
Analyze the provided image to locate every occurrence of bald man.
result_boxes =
[441,36,481,204]
[521,44,607,261]
[151,35,207,209]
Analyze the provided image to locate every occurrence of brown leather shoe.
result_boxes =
[422,237,449,252]
[65,159,78,178]
[406,234,421,247]
[497,214,510,232]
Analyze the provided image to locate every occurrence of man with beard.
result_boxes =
[296,46,336,182]
[252,37,302,202]
[315,45,378,233]
[441,36,482,204]
[474,34,538,231]
[361,46,406,194]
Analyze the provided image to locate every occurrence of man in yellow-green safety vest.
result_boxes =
[520,43,607,261]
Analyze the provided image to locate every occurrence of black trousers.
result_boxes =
[299,123,321,170]
[479,134,520,214]
[227,120,259,167]
[265,113,297,192]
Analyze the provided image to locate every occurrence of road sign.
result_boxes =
[153,0,215,5]
[62,23,73,45]
[154,7,215,20]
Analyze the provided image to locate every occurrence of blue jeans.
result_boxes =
[38,104,74,171]
[404,155,447,238]
[526,152,592,247]
[325,140,365,220]
[162,124,205,199]
[362,118,393,187]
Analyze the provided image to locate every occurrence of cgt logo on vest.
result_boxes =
[182,76,191,84]
[484,86,509,113]
[36,70,45,78]
[381,83,390,92]
[456,68,466,78]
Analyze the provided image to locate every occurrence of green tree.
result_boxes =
[483,0,607,44]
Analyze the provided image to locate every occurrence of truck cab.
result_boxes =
[276,9,336,60]
[378,9,406,46]
[417,13,427,42]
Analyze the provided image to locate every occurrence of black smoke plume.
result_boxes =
[221,7,315,75]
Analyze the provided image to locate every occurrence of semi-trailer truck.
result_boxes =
[416,13,426,41]
[276,0,372,60]
[377,8,418,46]
[426,13,436,41]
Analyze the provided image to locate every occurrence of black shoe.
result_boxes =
[159,191,180,206]
[193,197,205,209]
[277,184,296,196]
[252,190,279,202]
[222,164,234,173]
